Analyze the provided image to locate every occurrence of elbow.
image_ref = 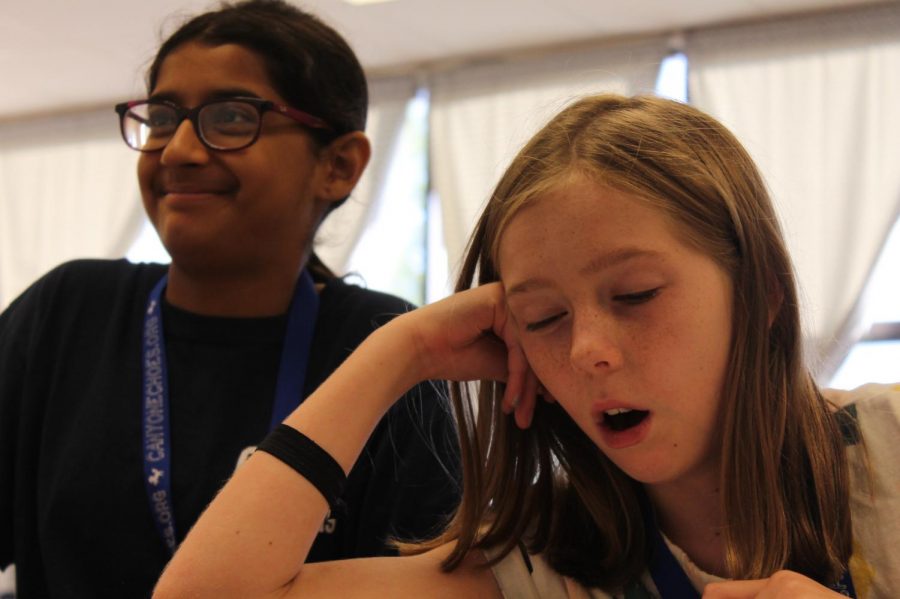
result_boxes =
[153,561,291,599]
[151,580,180,599]
[153,561,209,599]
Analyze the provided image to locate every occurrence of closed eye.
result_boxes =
[613,288,660,305]
[525,312,566,332]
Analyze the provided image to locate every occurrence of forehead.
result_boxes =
[496,179,687,275]
[151,42,282,104]
[498,178,669,243]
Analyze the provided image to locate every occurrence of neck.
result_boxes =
[645,472,728,578]
[164,262,307,317]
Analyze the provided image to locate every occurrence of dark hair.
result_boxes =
[147,0,369,279]
[147,0,367,142]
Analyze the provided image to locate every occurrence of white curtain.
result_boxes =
[0,108,144,309]
[313,75,418,274]
[429,37,670,279]
[687,3,900,379]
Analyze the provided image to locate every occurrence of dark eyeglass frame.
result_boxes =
[114,96,333,152]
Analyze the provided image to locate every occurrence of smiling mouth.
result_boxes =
[601,408,650,432]
[163,189,228,196]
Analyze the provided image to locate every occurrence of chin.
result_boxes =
[157,234,214,270]
[605,453,690,487]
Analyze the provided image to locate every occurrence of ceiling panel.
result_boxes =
[0,0,884,120]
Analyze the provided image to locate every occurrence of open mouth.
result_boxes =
[600,408,650,432]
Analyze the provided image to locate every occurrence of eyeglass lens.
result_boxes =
[121,101,262,151]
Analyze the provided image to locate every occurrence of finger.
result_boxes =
[514,368,539,429]
[501,336,529,414]
[537,382,557,404]
[493,294,524,414]
[466,338,515,384]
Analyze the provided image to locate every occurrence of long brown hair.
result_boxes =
[415,94,852,591]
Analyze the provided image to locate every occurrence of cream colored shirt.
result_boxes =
[489,383,900,599]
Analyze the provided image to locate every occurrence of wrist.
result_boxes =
[365,315,431,396]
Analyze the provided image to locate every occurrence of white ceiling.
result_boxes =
[0,0,883,121]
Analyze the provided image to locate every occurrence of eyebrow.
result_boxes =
[148,88,264,104]
[505,247,664,297]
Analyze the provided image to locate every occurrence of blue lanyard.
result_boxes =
[141,270,320,554]
[642,495,856,597]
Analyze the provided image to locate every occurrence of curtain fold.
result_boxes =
[0,108,144,309]
[428,37,670,278]
[313,75,418,275]
[687,3,900,380]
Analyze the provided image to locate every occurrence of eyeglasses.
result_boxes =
[114,97,333,152]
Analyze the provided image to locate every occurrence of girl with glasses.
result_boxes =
[0,1,460,596]
[156,94,899,598]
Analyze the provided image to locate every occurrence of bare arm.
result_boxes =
[294,543,502,598]
[154,283,529,598]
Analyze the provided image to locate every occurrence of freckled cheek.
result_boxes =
[646,320,725,397]
[628,321,693,381]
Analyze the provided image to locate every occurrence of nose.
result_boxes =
[569,310,623,375]
[159,119,210,166]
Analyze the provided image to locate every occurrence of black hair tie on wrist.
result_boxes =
[256,424,347,508]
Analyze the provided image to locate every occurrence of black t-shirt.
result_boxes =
[0,259,460,598]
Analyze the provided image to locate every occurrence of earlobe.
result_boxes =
[318,132,371,203]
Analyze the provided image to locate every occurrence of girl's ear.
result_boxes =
[316,131,371,204]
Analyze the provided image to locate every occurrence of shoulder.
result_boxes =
[824,382,900,444]
[825,383,900,478]
[1,258,167,340]
[319,276,415,328]
[31,257,160,283]
[3,258,166,312]
[828,384,900,597]
[312,277,417,360]
[824,382,900,410]
[828,382,900,504]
